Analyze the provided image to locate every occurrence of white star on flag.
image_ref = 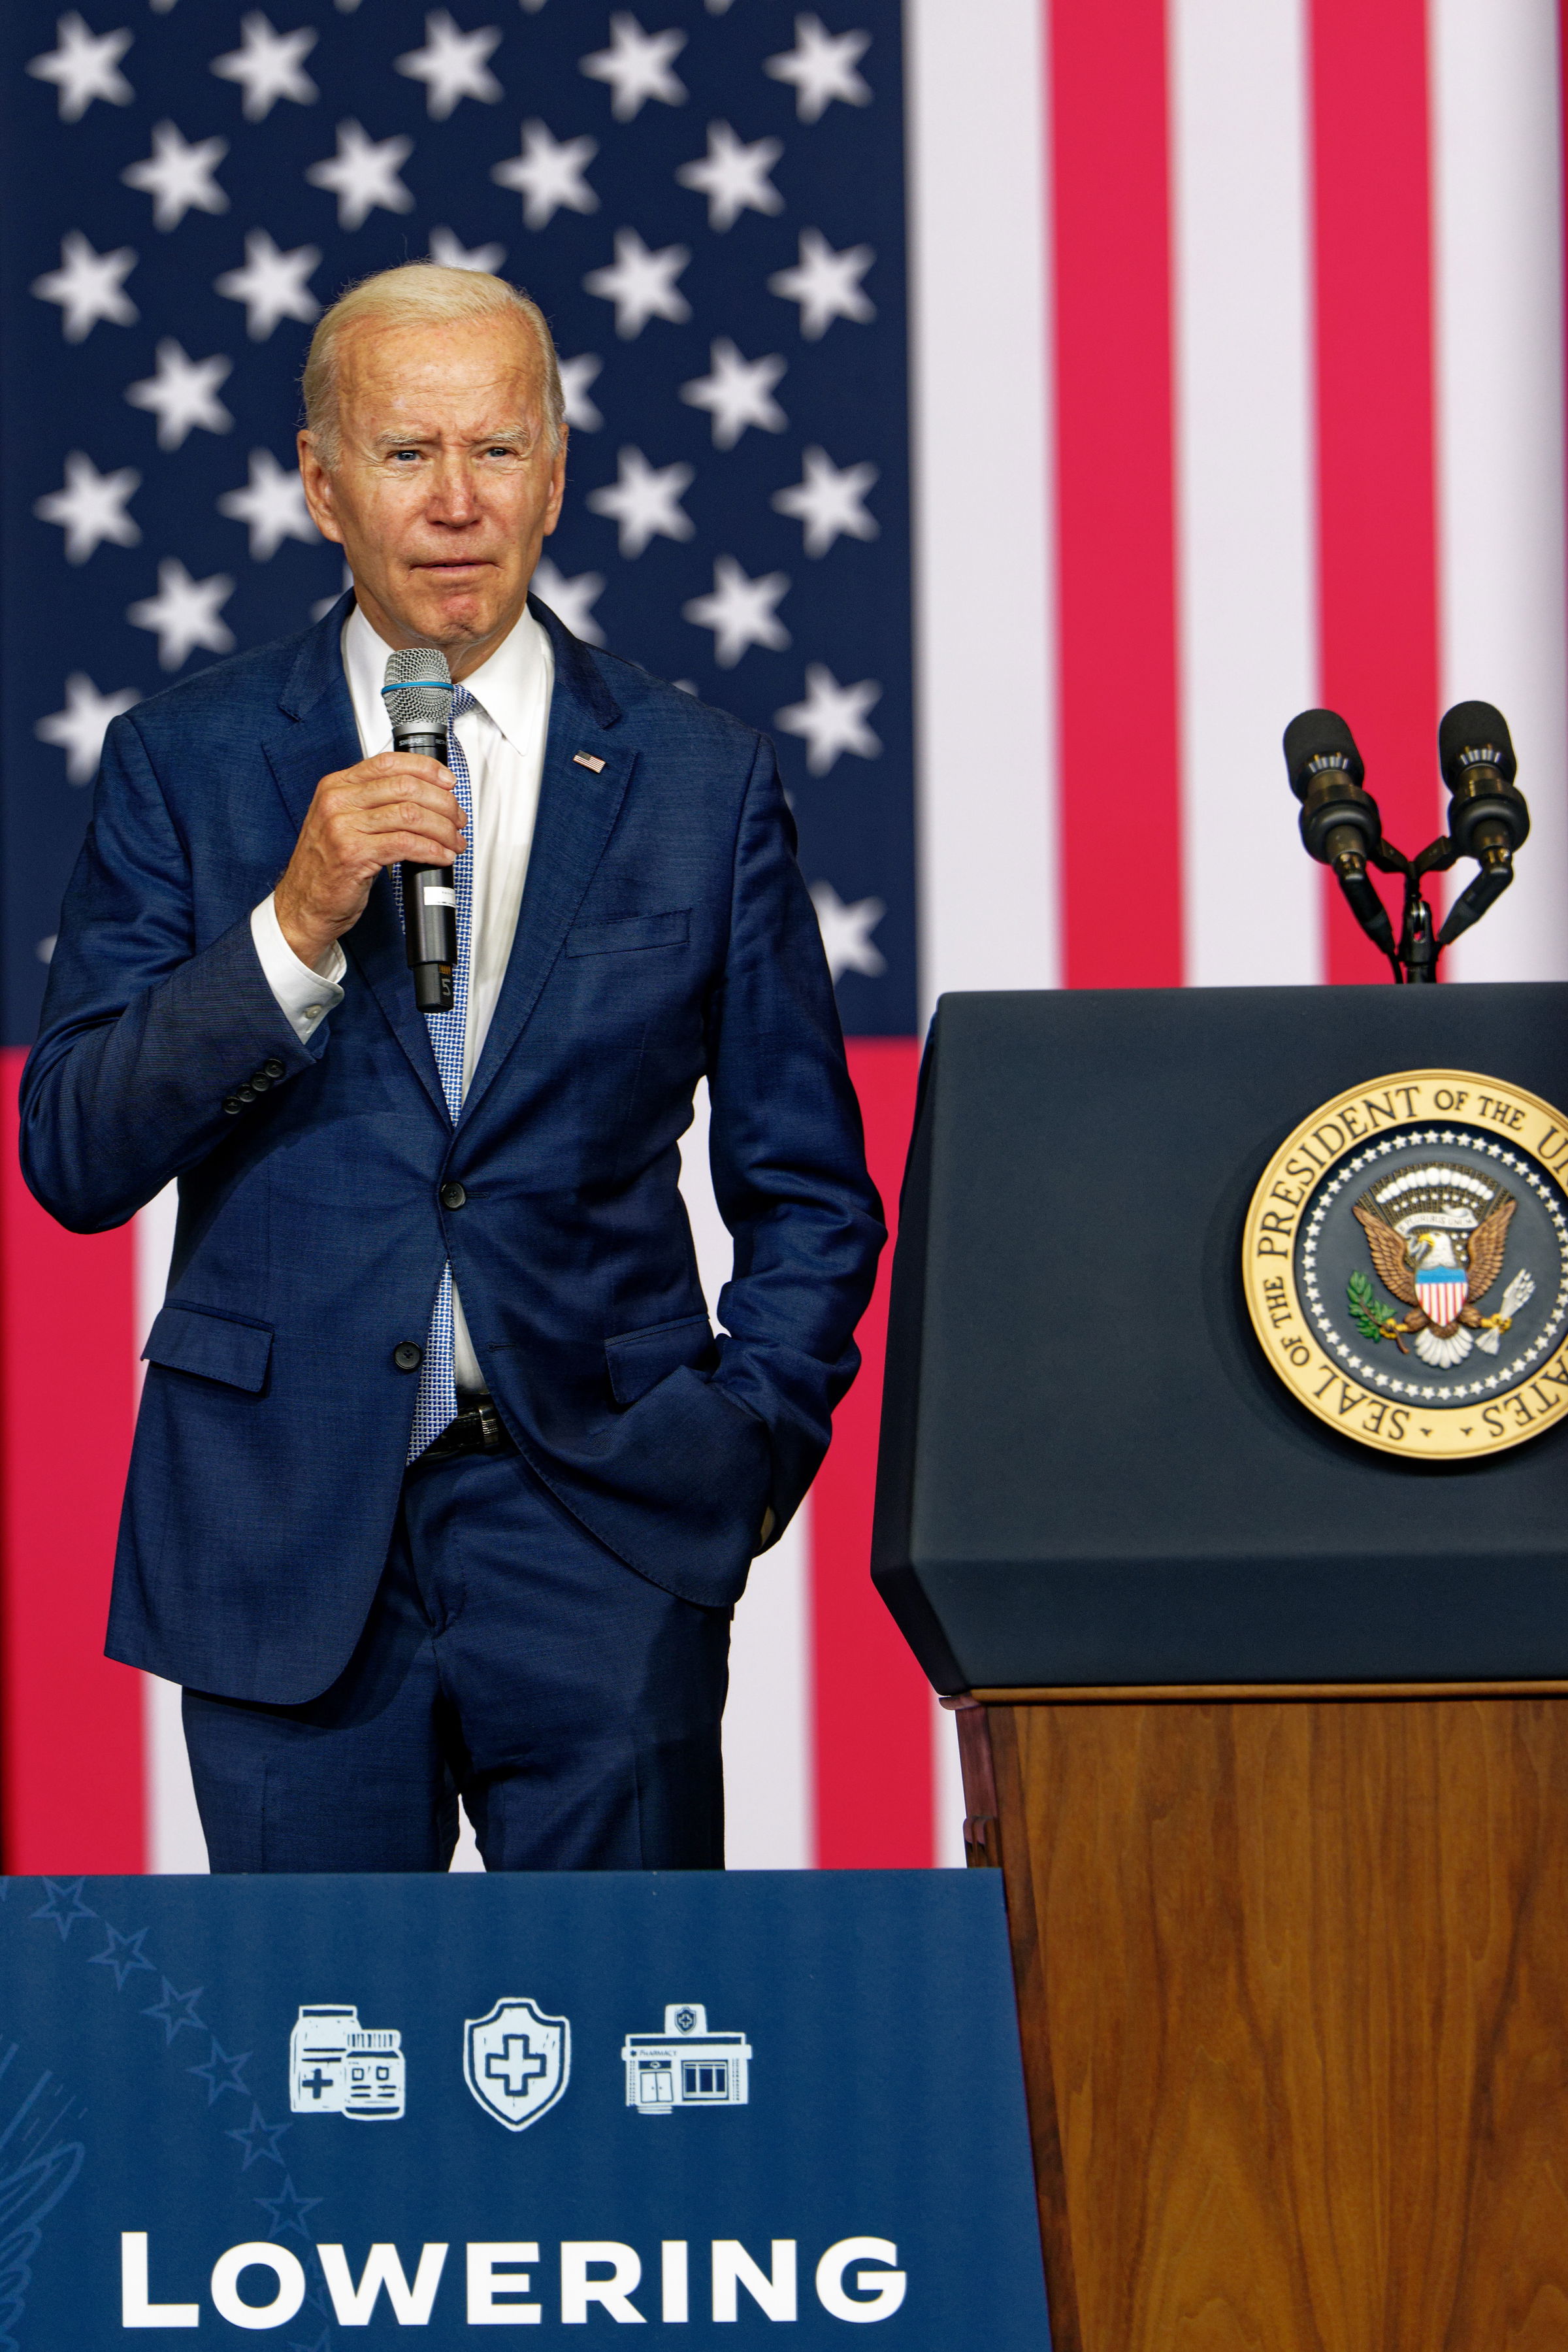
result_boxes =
[214,230,320,339]
[27,13,133,122]
[491,122,598,229]
[584,230,690,337]
[681,339,786,448]
[306,121,415,231]
[769,228,875,339]
[128,559,236,670]
[580,13,687,122]
[676,122,783,233]
[683,555,791,667]
[122,122,229,232]
[31,232,137,342]
[36,673,141,785]
[35,452,141,563]
[125,340,234,450]
[764,14,873,123]
[587,446,694,557]
[775,663,881,771]
[217,449,317,559]
[772,446,878,554]
[210,13,318,122]
[809,880,886,981]
[559,354,603,431]
[531,558,606,644]
[395,10,503,120]
[427,226,506,273]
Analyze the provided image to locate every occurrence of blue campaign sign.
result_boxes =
[0,1870,1049,2342]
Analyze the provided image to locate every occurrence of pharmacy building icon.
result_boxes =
[622,2004,752,2115]
[289,2004,406,2120]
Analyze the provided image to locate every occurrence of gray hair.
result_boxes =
[301,263,565,469]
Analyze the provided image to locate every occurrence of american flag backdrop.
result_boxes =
[3,0,1568,1874]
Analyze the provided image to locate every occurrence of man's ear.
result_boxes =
[297,430,344,546]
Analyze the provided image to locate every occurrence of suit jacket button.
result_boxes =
[393,1341,423,1372]
[222,1095,244,1116]
[237,1083,257,1103]
[250,1071,271,1093]
[440,1180,466,1210]
[263,1058,286,1080]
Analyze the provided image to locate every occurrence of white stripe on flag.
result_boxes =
[907,0,1058,1018]
[1170,0,1321,986]
[1431,0,1568,981]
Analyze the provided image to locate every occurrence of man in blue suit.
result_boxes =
[20,263,883,1873]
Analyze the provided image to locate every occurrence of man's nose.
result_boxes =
[426,459,482,523]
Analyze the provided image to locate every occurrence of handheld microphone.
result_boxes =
[1282,708,1399,967]
[383,646,457,1014]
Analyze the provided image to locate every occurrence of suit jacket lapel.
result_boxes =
[259,593,447,1120]
[460,602,631,1125]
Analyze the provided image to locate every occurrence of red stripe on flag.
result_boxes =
[1049,0,1184,987]
[1,1048,144,1871]
[811,1037,928,1867]
[1309,0,1443,981]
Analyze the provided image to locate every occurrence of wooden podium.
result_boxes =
[874,987,1568,2351]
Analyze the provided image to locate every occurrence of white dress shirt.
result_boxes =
[251,599,555,1389]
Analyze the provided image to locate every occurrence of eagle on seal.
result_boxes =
[1352,1181,1523,1369]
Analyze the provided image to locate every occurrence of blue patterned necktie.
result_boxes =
[408,683,476,1461]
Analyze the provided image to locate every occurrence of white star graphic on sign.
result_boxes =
[218,448,317,559]
[214,230,320,339]
[772,445,877,554]
[31,232,138,342]
[126,340,234,450]
[683,555,791,668]
[36,673,141,784]
[809,881,885,981]
[128,559,235,670]
[774,663,881,771]
[395,10,502,119]
[764,14,872,123]
[675,122,783,233]
[122,122,228,232]
[531,558,605,644]
[680,339,785,449]
[210,13,318,121]
[580,13,687,121]
[769,228,874,339]
[306,121,415,231]
[427,225,506,273]
[35,452,141,563]
[27,13,133,121]
[559,354,603,431]
[491,121,598,229]
[586,446,694,557]
[583,230,690,338]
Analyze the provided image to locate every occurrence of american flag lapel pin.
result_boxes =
[573,752,606,773]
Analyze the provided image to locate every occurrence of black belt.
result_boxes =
[421,1394,513,1462]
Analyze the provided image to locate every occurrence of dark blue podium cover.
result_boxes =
[0,1870,1047,2342]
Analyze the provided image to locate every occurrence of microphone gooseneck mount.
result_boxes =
[383,646,458,1013]
[1281,701,1529,984]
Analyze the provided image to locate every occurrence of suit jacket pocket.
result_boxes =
[566,908,690,957]
[142,1302,274,1393]
[604,1312,717,1406]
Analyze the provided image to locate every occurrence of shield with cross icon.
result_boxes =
[463,1996,571,2132]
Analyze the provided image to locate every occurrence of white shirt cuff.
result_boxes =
[250,894,346,1044]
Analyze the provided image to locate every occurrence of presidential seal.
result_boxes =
[1243,1069,1568,1458]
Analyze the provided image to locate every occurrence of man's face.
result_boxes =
[298,309,566,678]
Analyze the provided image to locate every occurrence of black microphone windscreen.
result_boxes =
[1282,708,1364,799]
[382,644,453,737]
[1439,699,1516,784]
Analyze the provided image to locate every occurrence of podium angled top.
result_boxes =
[872,983,1568,1692]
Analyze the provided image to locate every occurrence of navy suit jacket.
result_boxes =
[20,596,885,1703]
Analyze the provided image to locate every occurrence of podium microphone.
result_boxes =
[1282,708,1400,974]
[383,646,457,1013]
[1435,701,1529,948]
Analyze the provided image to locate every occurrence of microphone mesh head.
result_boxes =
[382,644,453,734]
[1282,708,1364,798]
[1439,699,1516,784]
